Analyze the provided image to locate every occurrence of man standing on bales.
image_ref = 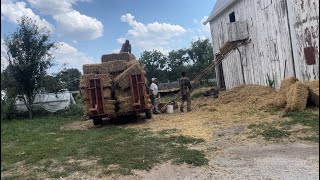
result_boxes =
[150,78,161,114]
[120,40,132,54]
[179,72,192,112]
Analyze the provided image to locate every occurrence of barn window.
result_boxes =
[229,12,235,23]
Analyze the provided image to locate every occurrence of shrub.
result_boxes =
[1,98,16,121]
[73,93,84,105]
[55,104,84,117]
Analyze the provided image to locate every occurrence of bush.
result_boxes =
[1,99,17,121]
[73,93,84,105]
[55,104,84,117]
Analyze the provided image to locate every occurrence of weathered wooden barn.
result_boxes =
[204,0,319,89]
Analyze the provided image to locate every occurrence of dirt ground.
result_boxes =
[63,97,319,180]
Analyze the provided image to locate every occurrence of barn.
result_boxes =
[204,0,319,90]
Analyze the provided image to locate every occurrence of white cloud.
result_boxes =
[1,0,54,32]
[53,11,103,40]
[28,0,103,40]
[1,39,94,73]
[119,13,186,54]
[50,42,96,73]
[116,37,126,44]
[201,16,210,32]
[188,16,211,42]
[27,0,73,15]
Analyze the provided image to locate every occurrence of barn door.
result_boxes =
[218,62,226,90]
[87,78,105,115]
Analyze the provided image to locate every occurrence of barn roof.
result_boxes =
[203,0,239,25]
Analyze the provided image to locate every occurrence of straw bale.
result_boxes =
[83,64,102,74]
[285,81,309,112]
[105,100,117,105]
[100,60,128,73]
[83,100,91,115]
[116,89,132,98]
[109,72,123,80]
[125,60,140,68]
[103,88,112,99]
[105,100,116,111]
[118,96,132,104]
[80,89,89,100]
[79,74,112,88]
[79,76,87,89]
[117,96,133,112]
[279,77,298,93]
[83,61,130,74]
[79,88,112,100]
[273,94,286,108]
[101,53,136,62]
[304,81,319,106]
[115,63,146,89]
[118,101,133,112]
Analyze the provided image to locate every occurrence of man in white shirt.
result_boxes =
[149,78,161,114]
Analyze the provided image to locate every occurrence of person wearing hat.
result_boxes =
[149,78,161,114]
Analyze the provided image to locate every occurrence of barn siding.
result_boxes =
[209,0,318,90]
[287,0,319,81]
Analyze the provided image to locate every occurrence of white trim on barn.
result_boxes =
[205,0,319,90]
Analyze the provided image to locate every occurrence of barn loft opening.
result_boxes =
[229,11,235,23]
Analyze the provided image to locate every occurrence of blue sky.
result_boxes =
[1,0,216,73]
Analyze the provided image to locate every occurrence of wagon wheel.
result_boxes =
[145,110,152,119]
[93,118,102,126]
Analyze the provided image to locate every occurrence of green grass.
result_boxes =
[260,127,290,140]
[1,115,208,179]
[281,111,319,130]
[264,107,281,115]
[248,110,319,142]
[158,128,180,135]
[248,122,290,140]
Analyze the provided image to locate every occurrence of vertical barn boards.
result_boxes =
[287,0,319,81]
[209,0,295,89]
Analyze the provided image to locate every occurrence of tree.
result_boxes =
[40,75,64,93]
[56,68,81,91]
[187,38,215,79]
[166,49,189,81]
[3,16,55,119]
[140,50,167,83]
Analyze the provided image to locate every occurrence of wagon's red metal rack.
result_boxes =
[86,73,152,125]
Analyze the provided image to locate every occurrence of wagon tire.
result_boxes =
[93,118,102,126]
[145,110,152,119]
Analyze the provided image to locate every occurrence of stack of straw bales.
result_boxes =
[115,63,146,89]
[214,77,319,112]
[101,53,136,62]
[80,53,148,116]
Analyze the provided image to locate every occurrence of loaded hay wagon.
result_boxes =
[80,53,152,125]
